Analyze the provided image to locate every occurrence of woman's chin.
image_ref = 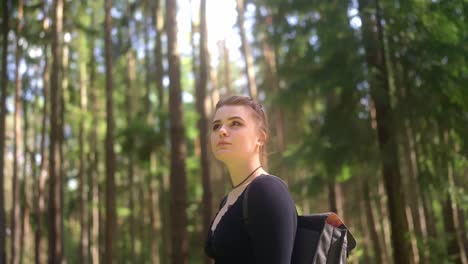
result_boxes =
[214,151,235,163]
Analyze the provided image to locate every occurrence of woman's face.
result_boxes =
[210,105,264,163]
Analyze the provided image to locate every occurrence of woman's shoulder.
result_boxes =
[247,174,290,197]
[250,174,288,189]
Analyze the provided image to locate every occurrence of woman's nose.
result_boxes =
[219,125,228,137]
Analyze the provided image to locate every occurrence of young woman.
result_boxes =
[205,95,297,263]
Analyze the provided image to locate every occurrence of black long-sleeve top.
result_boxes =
[205,174,297,264]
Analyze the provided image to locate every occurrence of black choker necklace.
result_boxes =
[232,166,262,188]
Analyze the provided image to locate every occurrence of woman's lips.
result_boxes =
[217,142,231,146]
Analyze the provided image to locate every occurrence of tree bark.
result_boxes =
[79,33,90,264]
[125,49,136,263]
[88,21,100,263]
[217,40,232,95]
[0,0,9,262]
[104,0,116,262]
[151,0,171,263]
[198,1,213,263]
[236,0,258,99]
[357,0,411,262]
[153,0,165,109]
[439,128,465,264]
[48,0,64,262]
[166,0,189,262]
[35,2,49,263]
[11,1,24,263]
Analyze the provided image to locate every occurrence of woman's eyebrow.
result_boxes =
[212,116,244,124]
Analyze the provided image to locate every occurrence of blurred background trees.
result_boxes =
[0,0,466,263]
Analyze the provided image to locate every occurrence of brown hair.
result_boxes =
[214,95,269,160]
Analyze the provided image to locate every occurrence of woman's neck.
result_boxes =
[226,161,267,188]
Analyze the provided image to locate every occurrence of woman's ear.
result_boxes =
[257,130,267,146]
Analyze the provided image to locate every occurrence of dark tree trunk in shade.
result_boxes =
[357,0,411,262]
[104,0,116,261]
[0,0,9,262]
[48,0,64,262]
[198,0,213,263]
[166,0,189,262]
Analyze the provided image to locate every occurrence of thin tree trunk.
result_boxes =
[153,1,170,262]
[48,0,64,262]
[401,118,427,263]
[35,2,49,263]
[236,0,257,99]
[358,0,411,262]
[198,1,213,263]
[126,48,137,264]
[362,173,384,263]
[87,13,100,263]
[0,0,8,261]
[20,72,30,264]
[153,0,165,109]
[137,173,147,263]
[217,40,232,95]
[358,187,372,263]
[259,12,285,152]
[440,128,465,264]
[166,0,189,262]
[143,1,152,115]
[104,0,117,261]
[149,153,161,264]
[376,178,391,263]
[78,33,90,263]
[11,1,24,263]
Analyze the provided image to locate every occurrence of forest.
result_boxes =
[0,0,467,263]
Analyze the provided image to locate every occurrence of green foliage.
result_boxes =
[118,117,165,162]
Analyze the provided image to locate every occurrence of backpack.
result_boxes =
[242,178,357,264]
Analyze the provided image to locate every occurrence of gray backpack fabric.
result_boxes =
[242,181,356,264]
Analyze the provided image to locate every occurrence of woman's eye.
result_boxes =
[232,121,241,126]
[212,124,220,131]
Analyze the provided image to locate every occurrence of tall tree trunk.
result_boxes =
[153,1,170,262]
[11,1,24,263]
[358,185,372,263]
[328,178,343,216]
[439,128,465,264]
[259,11,286,154]
[362,173,384,263]
[198,1,213,263]
[104,0,116,261]
[217,40,232,95]
[88,23,100,264]
[0,0,9,262]
[166,0,189,263]
[236,0,258,99]
[358,0,411,262]
[78,33,89,263]
[401,117,427,263]
[149,165,161,264]
[125,49,136,263]
[153,0,165,109]
[35,2,49,263]
[20,72,30,264]
[48,0,64,262]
